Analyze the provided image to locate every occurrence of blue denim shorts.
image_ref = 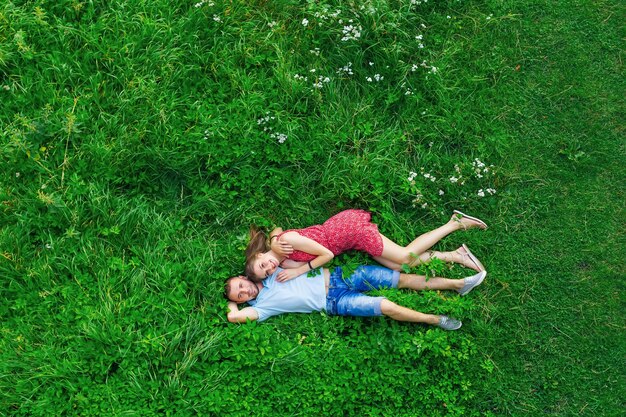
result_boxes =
[326,266,400,317]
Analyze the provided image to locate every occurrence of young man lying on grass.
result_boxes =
[225,264,486,330]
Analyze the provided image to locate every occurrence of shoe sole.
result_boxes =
[453,210,488,229]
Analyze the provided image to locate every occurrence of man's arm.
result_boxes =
[227,301,259,323]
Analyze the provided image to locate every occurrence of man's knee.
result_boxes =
[380,299,400,316]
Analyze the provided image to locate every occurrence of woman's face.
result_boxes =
[253,252,280,278]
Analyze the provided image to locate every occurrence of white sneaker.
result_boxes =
[438,315,462,330]
[457,270,487,296]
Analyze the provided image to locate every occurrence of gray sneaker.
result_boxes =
[438,315,462,331]
[457,270,487,296]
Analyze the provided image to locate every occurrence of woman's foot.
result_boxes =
[451,210,488,230]
[455,244,485,272]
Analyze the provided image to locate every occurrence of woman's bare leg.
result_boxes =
[373,256,402,271]
[377,213,486,267]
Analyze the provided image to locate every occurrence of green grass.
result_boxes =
[1,0,624,415]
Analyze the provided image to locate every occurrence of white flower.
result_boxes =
[270,133,288,143]
[302,18,309,26]
[341,24,362,41]
[486,188,497,195]
[439,190,445,195]
[268,21,277,28]
[15,172,20,177]
[477,189,485,197]
[366,77,373,82]
[408,171,418,181]
[421,203,428,208]
[447,15,451,19]
[213,14,221,22]
[449,176,459,183]
[374,74,383,81]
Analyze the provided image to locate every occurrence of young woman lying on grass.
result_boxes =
[245,209,487,282]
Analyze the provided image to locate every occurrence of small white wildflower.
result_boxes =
[268,21,277,28]
[337,62,353,75]
[366,77,373,82]
[45,243,52,249]
[408,171,418,181]
[322,77,330,83]
[15,172,20,178]
[369,62,374,66]
[405,89,413,95]
[430,66,438,74]
[3,85,9,91]
[439,190,445,196]
[310,68,316,73]
[477,189,485,197]
[312,82,323,89]
[418,43,425,49]
[415,35,423,41]
[341,24,362,41]
[447,15,451,19]
[421,203,428,208]
[302,18,309,26]
[486,188,497,195]
[428,142,434,147]
[449,176,459,183]
[310,48,320,56]
[421,23,427,29]
[411,64,419,72]
[213,14,221,22]
[454,164,461,173]
[374,74,383,81]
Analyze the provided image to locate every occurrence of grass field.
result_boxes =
[1,0,624,415]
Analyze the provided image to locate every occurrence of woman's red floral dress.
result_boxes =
[277,209,384,262]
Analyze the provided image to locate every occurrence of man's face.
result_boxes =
[227,276,260,303]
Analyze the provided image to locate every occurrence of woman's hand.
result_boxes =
[276,268,303,283]
[272,239,293,258]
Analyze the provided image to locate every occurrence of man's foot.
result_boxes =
[452,210,488,230]
[455,244,485,272]
[457,270,487,296]
[438,316,462,331]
